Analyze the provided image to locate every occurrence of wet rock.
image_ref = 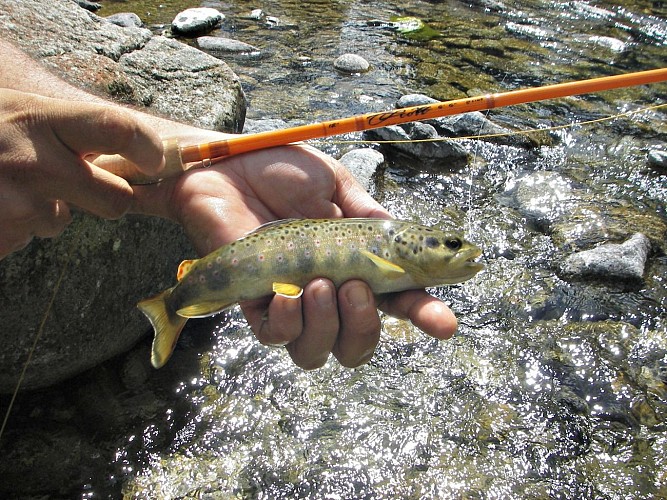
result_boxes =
[561,233,652,282]
[243,118,290,134]
[551,202,667,253]
[338,148,385,190]
[0,0,245,391]
[504,171,578,228]
[75,0,100,11]
[197,36,259,53]
[171,7,224,36]
[589,35,626,52]
[398,93,542,148]
[397,93,439,107]
[365,123,470,167]
[106,12,142,28]
[333,53,370,73]
[648,149,667,169]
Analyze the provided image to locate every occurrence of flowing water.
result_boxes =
[3,0,667,498]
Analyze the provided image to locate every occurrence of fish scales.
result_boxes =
[138,218,483,368]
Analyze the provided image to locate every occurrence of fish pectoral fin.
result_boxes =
[359,249,406,278]
[176,259,197,281]
[177,301,234,318]
[137,288,187,369]
[273,282,304,298]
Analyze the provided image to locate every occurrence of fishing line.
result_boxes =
[0,240,72,442]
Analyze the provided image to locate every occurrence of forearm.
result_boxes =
[0,39,214,141]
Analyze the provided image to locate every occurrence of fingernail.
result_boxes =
[346,284,371,310]
[314,282,335,307]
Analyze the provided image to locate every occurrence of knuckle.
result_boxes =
[97,107,137,150]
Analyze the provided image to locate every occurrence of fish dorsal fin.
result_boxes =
[359,250,406,278]
[176,259,197,281]
[177,301,234,318]
[246,218,299,236]
[273,282,304,298]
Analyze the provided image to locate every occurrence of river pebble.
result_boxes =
[106,12,142,28]
[648,149,667,169]
[338,148,385,190]
[561,233,651,282]
[333,53,370,73]
[197,36,259,53]
[172,7,224,36]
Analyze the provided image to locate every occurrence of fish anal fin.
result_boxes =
[177,301,234,318]
[137,288,187,369]
[176,259,197,281]
[273,282,304,298]
[359,249,406,278]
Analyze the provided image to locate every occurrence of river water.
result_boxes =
[7,0,667,498]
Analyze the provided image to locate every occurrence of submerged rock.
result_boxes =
[197,36,259,53]
[365,123,470,167]
[648,149,667,169]
[396,93,542,148]
[171,7,224,36]
[509,171,577,228]
[561,233,652,283]
[333,53,370,73]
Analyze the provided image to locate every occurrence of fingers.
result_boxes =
[246,279,382,370]
[332,281,381,367]
[246,279,458,370]
[285,280,340,369]
[46,98,165,175]
[1,89,165,223]
[378,289,458,340]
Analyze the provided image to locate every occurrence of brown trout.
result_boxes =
[138,218,483,368]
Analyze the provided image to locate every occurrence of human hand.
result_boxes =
[0,89,164,259]
[132,140,458,369]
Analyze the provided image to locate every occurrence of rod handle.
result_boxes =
[92,138,184,184]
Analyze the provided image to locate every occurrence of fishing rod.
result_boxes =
[95,67,667,184]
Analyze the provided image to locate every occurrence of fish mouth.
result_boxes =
[452,247,484,279]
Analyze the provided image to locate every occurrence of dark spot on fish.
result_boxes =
[388,229,395,236]
[425,236,439,248]
[445,238,463,251]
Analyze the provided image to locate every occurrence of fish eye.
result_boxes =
[444,238,462,251]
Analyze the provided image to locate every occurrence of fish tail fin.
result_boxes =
[137,288,187,369]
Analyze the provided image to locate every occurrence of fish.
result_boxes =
[138,218,483,368]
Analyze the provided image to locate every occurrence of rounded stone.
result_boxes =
[333,53,370,74]
[197,36,259,53]
[172,7,224,36]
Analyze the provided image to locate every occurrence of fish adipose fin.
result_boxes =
[176,259,197,281]
[137,288,187,369]
[273,282,304,298]
[359,250,406,278]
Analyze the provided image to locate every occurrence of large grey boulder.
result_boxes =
[0,0,246,392]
